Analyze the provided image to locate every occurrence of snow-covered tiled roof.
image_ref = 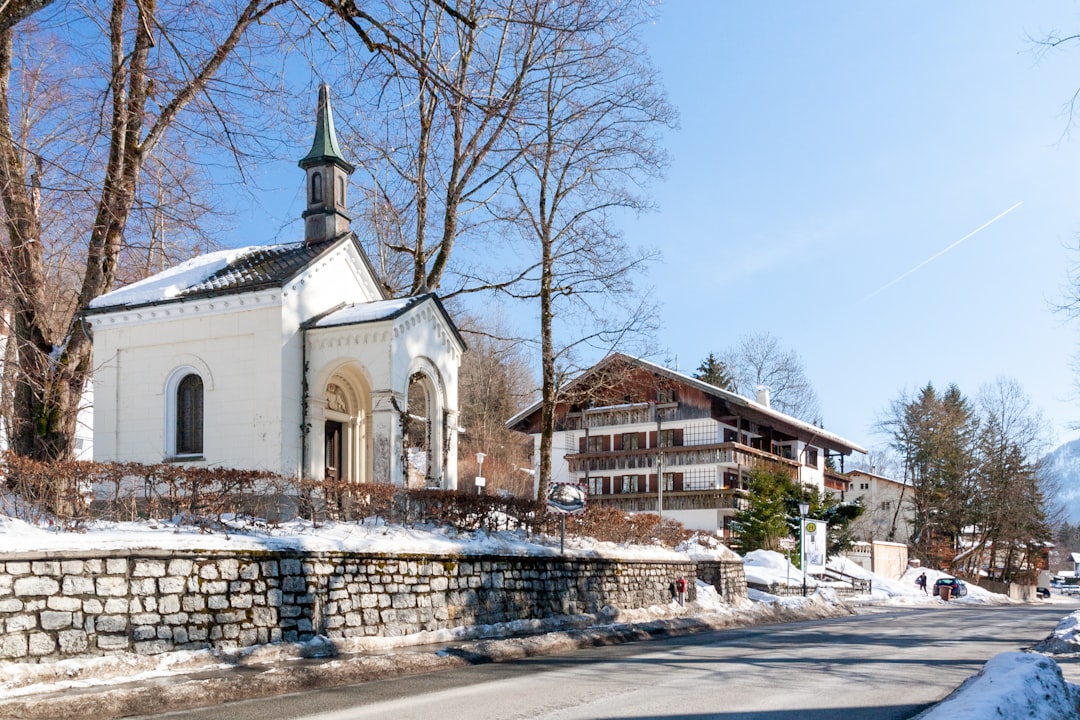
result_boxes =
[87,241,332,313]
[312,297,418,327]
[506,352,867,455]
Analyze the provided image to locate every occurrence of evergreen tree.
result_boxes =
[732,469,863,559]
[693,352,734,391]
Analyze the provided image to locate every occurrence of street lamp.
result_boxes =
[798,501,810,597]
[475,452,487,495]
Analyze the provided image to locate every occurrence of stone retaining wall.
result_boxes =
[0,549,746,664]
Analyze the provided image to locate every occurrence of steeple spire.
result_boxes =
[299,84,355,244]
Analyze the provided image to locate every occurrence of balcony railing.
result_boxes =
[567,441,800,475]
[587,489,749,513]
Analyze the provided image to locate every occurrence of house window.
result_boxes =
[311,171,323,203]
[622,433,639,450]
[657,388,676,403]
[587,435,603,453]
[662,473,675,491]
[588,477,602,495]
[659,429,676,448]
[860,483,870,490]
[175,374,204,455]
[806,447,819,467]
[622,475,640,493]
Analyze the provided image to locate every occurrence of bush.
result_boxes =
[0,453,698,548]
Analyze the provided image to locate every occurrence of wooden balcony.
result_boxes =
[587,488,748,513]
[568,441,800,476]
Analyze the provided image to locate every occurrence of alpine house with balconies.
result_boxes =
[506,353,866,537]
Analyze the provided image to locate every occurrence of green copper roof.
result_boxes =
[299,84,355,172]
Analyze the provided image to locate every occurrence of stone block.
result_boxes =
[96,634,130,650]
[280,558,302,575]
[131,612,162,626]
[208,595,229,610]
[261,560,279,577]
[14,577,59,596]
[7,614,35,632]
[182,595,206,612]
[238,629,258,647]
[251,607,276,627]
[97,615,128,633]
[96,576,128,597]
[230,594,253,609]
[40,610,73,630]
[172,627,189,644]
[239,562,260,580]
[28,632,55,656]
[219,559,240,580]
[134,639,171,655]
[0,633,27,658]
[168,559,194,577]
[133,560,166,577]
[63,575,95,595]
[59,630,88,654]
[199,565,219,580]
[104,598,129,614]
[131,578,157,596]
[202,581,227,595]
[159,576,185,594]
[133,625,157,641]
[6,562,30,575]
[105,559,127,574]
[266,589,283,607]
[0,598,22,613]
[31,561,60,576]
[159,595,181,614]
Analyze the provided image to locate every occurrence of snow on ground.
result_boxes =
[0,513,1076,718]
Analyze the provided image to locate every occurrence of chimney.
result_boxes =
[755,385,771,407]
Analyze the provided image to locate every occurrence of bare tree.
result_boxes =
[455,308,536,496]
[331,0,548,297]
[498,0,674,503]
[0,0,292,460]
[720,331,821,422]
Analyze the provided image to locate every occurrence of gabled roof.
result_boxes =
[506,352,866,455]
[307,293,467,352]
[86,235,379,314]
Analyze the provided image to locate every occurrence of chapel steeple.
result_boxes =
[299,84,355,245]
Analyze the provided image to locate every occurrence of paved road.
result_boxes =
[142,604,1073,720]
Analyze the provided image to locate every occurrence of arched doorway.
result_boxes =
[319,368,372,486]
[404,364,445,488]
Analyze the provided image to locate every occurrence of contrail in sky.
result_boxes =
[863,200,1023,301]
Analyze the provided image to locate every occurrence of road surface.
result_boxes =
[141,604,1075,720]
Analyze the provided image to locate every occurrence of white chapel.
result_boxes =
[85,85,465,489]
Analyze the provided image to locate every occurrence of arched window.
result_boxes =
[176,374,204,455]
[311,172,323,204]
[337,176,345,204]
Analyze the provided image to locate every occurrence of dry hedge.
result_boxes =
[0,453,691,547]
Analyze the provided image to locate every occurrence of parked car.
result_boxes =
[1037,586,1051,599]
[933,577,968,598]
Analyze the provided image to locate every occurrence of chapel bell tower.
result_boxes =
[299,84,355,244]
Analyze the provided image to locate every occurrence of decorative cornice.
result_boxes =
[85,291,281,330]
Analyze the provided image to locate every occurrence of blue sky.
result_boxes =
[626,2,1080,450]
[232,2,1080,454]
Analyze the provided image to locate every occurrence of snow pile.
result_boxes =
[1031,611,1080,655]
[915,652,1080,720]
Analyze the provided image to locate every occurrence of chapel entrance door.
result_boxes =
[324,420,343,481]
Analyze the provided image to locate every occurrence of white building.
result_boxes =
[85,85,465,488]
[844,469,913,545]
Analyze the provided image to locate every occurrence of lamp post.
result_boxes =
[798,501,810,597]
[475,452,486,495]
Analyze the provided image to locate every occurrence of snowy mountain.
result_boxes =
[1042,438,1080,523]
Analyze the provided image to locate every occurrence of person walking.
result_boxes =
[916,572,928,595]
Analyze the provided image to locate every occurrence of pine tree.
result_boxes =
[693,352,734,391]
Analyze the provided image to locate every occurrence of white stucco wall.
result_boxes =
[89,298,286,471]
